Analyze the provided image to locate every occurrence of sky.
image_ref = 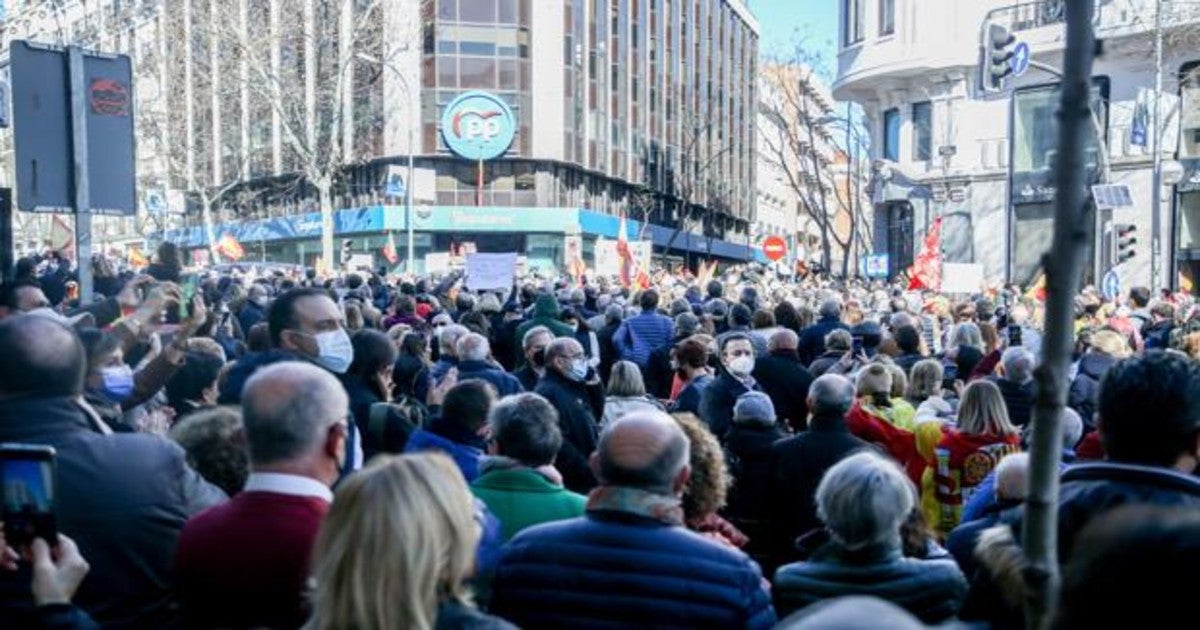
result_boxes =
[746,0,839,82]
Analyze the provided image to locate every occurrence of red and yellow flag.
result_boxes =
[214,233,245,261]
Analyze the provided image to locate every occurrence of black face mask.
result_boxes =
[532,348,547,368]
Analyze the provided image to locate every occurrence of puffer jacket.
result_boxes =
[1067,352,1118,428]
[491,512,777,629]
[773,543,968,624]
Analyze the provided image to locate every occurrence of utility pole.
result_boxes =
[1150,0,1164,289]
[1023,2,1096,628]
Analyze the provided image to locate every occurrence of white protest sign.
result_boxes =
[466,252,518,290]
[942,263,985,294]
[594,239,652,277]
[425,252,451,275]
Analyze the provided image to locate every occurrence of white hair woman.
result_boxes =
[601,360,665,428]
[773,451,968,624]
[305,453,515,630]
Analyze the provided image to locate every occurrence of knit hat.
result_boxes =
[855,364,893,397]
[733,391,776,426]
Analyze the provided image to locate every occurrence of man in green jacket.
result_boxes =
[471,393,587,541]
[513,293,574,366]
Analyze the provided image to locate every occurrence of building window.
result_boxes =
[843,0,864,46]
[912,101,932,161]
[879,0,895,36]
[1180,61,1200,159]
[883,107,900,162]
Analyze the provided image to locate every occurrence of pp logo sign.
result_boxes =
[441,91,516,161]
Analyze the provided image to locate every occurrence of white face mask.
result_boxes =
[727,355,755,377]
[313,328,354,374]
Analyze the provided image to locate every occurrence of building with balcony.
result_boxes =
[2,0,765,272]
[835,0,1200,291]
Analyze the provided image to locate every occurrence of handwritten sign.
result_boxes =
[465,252,518,290]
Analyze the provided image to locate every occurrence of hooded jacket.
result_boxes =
[513,294,575,364]
[1067,351,1118,428]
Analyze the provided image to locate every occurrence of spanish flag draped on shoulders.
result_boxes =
[845,364,923,481]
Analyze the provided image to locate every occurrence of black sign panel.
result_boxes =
[10,41,136,215]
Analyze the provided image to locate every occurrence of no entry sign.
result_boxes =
[762,235,787,262]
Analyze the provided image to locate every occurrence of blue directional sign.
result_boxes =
[440,90,516,161]
[1102,268,1121,301]
[1011,41,1031,78]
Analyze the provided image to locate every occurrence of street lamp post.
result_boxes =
[358,52,417,273]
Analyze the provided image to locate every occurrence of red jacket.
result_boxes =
[175,490,329,629]
[929,430,1021,534]
[846,399,922,482]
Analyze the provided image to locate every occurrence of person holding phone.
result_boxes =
[1,526,96,630]
[0,315,226,628]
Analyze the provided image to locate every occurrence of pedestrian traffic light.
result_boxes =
[1114,223,1137,264]
[983,22,1016,93]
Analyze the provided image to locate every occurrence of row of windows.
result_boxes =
[844,0,895,46]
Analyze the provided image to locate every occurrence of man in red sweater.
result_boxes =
[175,361,349,629]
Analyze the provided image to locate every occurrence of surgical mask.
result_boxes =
[567,358,589,381]
[313,328,354,374]
[568,323,579,332]
[727,356,755,377]
[99,365,135,402]
[531,348,547,368]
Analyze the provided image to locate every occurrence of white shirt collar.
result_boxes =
[243,472,333,503]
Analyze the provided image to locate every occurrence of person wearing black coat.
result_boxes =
[723,391,788,567]
[534,338,604,493]
[597,306,624,384]
[766,374,870,571]
[1067,331,1125,430]
[752,329,814,432]
[797,301,848,365]
[699,334,762,440]
[645,313,700,400]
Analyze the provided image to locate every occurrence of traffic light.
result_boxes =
[983,22,1016,93]
[1114,223,1137,264]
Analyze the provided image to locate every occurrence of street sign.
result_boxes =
[762,235,787,262]
[10,41,136,216]
[863,254,890,278]
[1011,41,1031,77]
[440,90,516,161]
[384,172,405,197]
[1102,268,1121,300]
[1091,184,1134,211]
[145,189,165,215]
[938,145,957,157]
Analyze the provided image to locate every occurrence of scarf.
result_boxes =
[586,486,684,527]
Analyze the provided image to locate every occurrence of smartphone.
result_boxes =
[852,336,864,355]
[0,444,57,549]
[179,274,199,320]
[1008,323,1023,347]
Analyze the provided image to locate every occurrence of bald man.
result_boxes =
[176,362,348,629]
[752,329,814,432]
[0,315,225,628]
[491,411,777,629]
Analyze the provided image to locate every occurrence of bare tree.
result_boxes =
[758,58,866,277]
[1022,2,1096,628]
[662,114,735,265]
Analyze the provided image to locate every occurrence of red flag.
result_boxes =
[381,232,398,264]
[907,217,943,291]
[214,233,245,261]
[617,212,636,287]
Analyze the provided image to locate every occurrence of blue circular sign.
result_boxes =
[1102,269,1121,301]
[1011,41,1031,77]
[440,91,516,161]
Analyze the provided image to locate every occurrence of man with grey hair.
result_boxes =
[471,393,587,541]
[798,299,848,365]
[809,329,853,377]
[947,452,1031,581]
[989,347,1036,428]
[491,411,776,628]
[774,451,968,622]
[646,311,701,399]
[536,337,604,492]
[455,332,523,397]
[767,374,869,567]
[176,362,349,628]
[753,328,814,432]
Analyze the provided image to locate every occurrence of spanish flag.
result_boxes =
[1025,272,1047,302]
[214,233,245,261]
[128,248,149,269]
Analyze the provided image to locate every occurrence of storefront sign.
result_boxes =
[440,91,516,161]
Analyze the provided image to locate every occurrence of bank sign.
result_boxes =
[441,91,516,161]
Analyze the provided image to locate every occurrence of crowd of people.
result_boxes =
[0,241,1198,629]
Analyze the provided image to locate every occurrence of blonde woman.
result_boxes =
[305,453,515,630]
[920,380,1021,536]
[601,360,665,428]
[1068,328,1129,428]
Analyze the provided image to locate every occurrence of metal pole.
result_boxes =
[68,46,93,304]
[1151,0,1164,289]
[406,124,415,273]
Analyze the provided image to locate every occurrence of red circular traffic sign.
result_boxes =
[762,235,788,262]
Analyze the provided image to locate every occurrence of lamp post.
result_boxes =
[358,52,417,273]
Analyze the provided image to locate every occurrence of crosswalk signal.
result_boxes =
[983,23,1016,93]
[1114,223,1138,264]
